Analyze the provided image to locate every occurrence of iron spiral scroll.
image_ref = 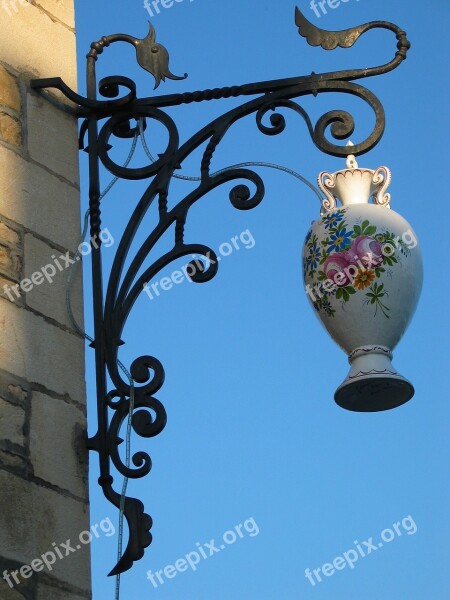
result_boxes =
[30,5,410,577]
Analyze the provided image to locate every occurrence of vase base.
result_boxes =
[335,376,414,412]
[334,345,415,412]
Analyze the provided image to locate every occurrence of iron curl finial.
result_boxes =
[87,22,187,89]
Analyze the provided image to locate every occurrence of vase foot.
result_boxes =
[334,345,415,412]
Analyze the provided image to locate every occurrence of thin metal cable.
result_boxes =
[138,119,324,203]
[139,118,200,182]
[67,119,323,600]
[65,131,139,600]
[114,362,134,600]
[213,161,323,202]
[66,131,139,340]
[66,208,93,342]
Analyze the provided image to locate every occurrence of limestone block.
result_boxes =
[0,145,81,250]
[0,218,22,287]
[32,0,75,29]
[0,4,77,90]
[0,397,25,447]
[0,579,27,600]
[29,392,87,496]
[0,65,21,113]
[0,448,25,468]
[0,242,22,281]
[27,93,79,184]
[0,112,21,146]
[0,372,30,406]
[36,584,88,600]
[0,470,91,591]
[23,233,83,330]
[0,220,20,246]
[0,275,23,304]
[7,383,28,403]
[0,301,85,402]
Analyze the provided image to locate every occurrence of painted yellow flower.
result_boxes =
[354,269,375,290]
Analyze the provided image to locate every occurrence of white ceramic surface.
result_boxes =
[303,156,423,411]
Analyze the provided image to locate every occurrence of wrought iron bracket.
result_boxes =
[30,5,410,577]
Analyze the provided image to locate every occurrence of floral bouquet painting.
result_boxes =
[304,208,412,319]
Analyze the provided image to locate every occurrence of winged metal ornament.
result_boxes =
[295,5,370,50]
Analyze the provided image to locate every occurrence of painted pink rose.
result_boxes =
[347,235,383,268]
[323,252,353,287]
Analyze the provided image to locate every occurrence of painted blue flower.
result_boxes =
[304,229,312,245]
[321,299,335,317]
[323,211,344,229]
[306,243,320,271]
[327,228,352,252]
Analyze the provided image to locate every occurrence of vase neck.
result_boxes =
[318,152,392,213]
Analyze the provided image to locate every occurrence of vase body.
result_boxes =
[303,164,423,411]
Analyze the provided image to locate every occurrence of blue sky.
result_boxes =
[73,0,449,598]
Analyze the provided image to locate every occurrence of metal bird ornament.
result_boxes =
[134,22,187,89]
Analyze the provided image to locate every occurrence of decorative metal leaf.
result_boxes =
[135,22,187,89]
[108,496,152,576]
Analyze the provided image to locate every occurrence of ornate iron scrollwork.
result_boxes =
[30,5,410,576]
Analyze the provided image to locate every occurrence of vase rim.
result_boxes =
[318,165,392,212]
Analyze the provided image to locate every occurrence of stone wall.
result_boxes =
[0,1,91,599]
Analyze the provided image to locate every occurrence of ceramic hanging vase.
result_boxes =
[303,152,422,412]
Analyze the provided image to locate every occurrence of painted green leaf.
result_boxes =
[364,225,377,236]
[383,255,398,266]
